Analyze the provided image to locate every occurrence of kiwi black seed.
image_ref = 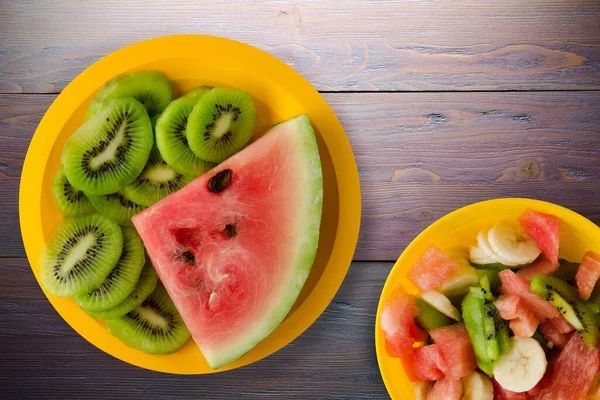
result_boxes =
[121,149,192,207]
[186,87,257,163]
[75,228,145,311]
[83,261,158,320]
[530,273,599,346]
[63,97,154,195]
[85,71,172,120]
[88,190,146,227]
[51,165,94,216]
[39,214,123,298]
[105,282,191,354]
[156,87,216,176]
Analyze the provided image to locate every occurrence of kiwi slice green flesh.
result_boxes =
[83,261,158,320]
[88,191,146,227]
[39,214,123,298]
[530,274,598,346]
[51,165,94,216]
[412,295,452,333]
[75,228,145,311]
[121,149,192,207]
[186,87,257,163]
[63,98,154,196]
[85,71,172,120]
[156,90,216,176]
[106,283,190,354]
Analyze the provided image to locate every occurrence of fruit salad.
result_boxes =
[380,209,600,400]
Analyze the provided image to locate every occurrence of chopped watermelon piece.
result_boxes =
[537,333,599,400]
[549,314,575,334]
[539,320,572,349]
[516,256,559,283]
[576,250,600,301]
[427,377,462,400]
[380,286,425,356]
[499,269,560,321]
[519,209,560,265]
[509,302,539,338]
[407,344,447,382]
[495,294,521,320]
[430,324,477,379]
[492,379,526,400]
[408,245,462,292]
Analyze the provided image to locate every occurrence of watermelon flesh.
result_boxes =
[575,250,600,301]
[519,209,560,265]
[508,302,539,338]
[427,377,462,400]
[380,285,426,357]
[492,379,526,400]
[516,256,559,283]
[537,333,599,400]
[132,114,323,369]
[409,245,462,292]
[429,324,477,379]
[498,269,560,321]
[408,344,447,382]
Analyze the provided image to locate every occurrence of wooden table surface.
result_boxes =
[1,1,599,399]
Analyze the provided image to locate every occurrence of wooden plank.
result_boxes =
[1,0,600,93]
[0,258,391,399]
[2,92,599,260]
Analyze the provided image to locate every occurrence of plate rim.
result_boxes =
[374,197,600,399]
[19,34,362,374]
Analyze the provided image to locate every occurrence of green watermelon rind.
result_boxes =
[203,114,324,369]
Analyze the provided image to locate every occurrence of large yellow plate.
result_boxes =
[19,35,361,374]
[375,198,600,399]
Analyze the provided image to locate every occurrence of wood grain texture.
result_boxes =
[2,92,599,260]
[1,0,600,93]
[0,258,391,399]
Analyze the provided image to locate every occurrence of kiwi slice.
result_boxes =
[39,214,123,297]
[63,98,154,195]
[51,165,94,216]
[84,261,158,320]
[106,283,190,354]
[186,87,257,163]
[75,228,145,311]
[88,191,146,227]
[530,274,598,346]
[85,71,172,120]
[554,259,579,285]
[156,88,216,176]
[121,149,192,207]
[413,295,452,333]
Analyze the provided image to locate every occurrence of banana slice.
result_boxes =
[469,245,496,265]
[421,290,462,321]
[413,381,432,400]
[487,223,541,266]
[493,337,547,393]
[461,371,494,400]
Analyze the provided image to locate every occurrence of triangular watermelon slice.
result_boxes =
[132,114,323,369]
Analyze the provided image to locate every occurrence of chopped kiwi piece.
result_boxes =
[155,89,216,176]
[470,262,527,271]
[51,165,94,216]
[39,214,123,297]
[412,295,452,333]
[587,285,600,313]
[497,325,511,354]
[75,228,145,311]
[532,330,548,349]
[88,191,146,227]
[83,261,158,320]
[462,287,495,376]
[530,274,599,347]
[186,87,257,163]
[554,259,580,285]
[63,98,154,195]
[106,283,190,354]
[86,71,172,120]
[121,149,192,207]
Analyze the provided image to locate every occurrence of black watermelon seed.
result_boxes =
[208,169,233,193]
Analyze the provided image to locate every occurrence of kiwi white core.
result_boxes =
[137,305,168,327]
[213,113,233,139]
[60,234,96,275]
[90,123,126,169]
[145,165,176,182]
